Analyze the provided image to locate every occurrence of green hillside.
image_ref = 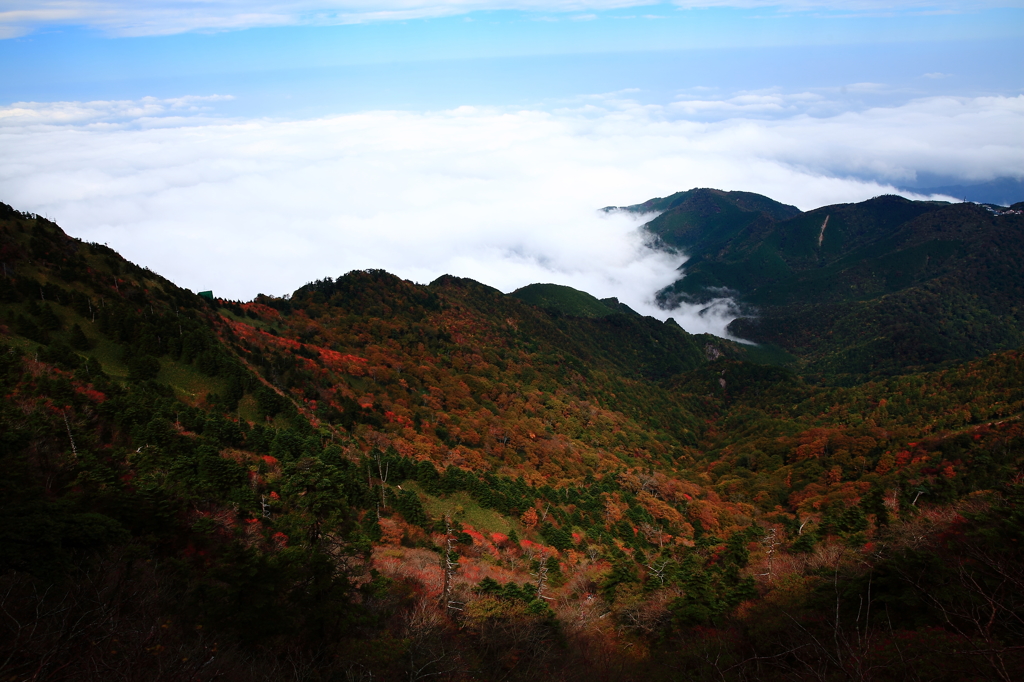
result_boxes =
[511,282,618,318]
[610,187,801,255]
[632,192,1024,380]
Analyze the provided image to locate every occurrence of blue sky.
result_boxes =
[3,4,1022,112]
[1,2,1022,329]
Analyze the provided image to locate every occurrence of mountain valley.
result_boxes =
[1,192,1022,681]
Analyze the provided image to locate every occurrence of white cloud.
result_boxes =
[0,2,644,36]
[0,93,1021,340]
[1,1,1018,37]
[0,95,233,126]
[669,90,827,117]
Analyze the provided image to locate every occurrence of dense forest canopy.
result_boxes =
[623,189,1024,380]
[1,194,1023,681]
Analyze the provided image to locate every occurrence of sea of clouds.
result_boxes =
[1,91,1022,337]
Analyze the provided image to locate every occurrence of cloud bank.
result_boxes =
[1,1,1017,37]
[1,92,1021,337]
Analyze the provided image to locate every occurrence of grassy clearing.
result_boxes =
[158,360,222,403]
[0,331,41,356]
[0,297,222,400]
[217,308,275,331]
[54,308,131,380]
[0,292,128,380]
[271,412,296,430]
[409,485,519,535]
[237,394,261,423]
[87,336,129,379]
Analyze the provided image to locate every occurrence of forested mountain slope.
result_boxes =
[608,188,802,254]
[614,189,1024,380]
[1,200,1023,682]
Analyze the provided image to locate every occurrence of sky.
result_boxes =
[1,2,1023,336]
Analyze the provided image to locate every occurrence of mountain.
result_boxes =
[624,190,1024,380]
[607,187,801,254]
[1,199,1023,681]
[510,282,619,318]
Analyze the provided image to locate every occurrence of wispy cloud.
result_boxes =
[1,1,1017,37]
[0,93,1020,338]
[0,95,234,126]
[669,90,826,117]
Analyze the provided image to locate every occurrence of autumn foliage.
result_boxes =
[1,204,1023,681]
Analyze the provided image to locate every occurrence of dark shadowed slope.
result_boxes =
[623,190,1024,379]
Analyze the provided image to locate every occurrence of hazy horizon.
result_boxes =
[1,2,1022,336]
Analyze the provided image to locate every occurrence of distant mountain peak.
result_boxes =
[604,187,800,223]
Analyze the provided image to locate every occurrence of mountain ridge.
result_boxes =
[607,188,1024,380]
[1,198,1022,681]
